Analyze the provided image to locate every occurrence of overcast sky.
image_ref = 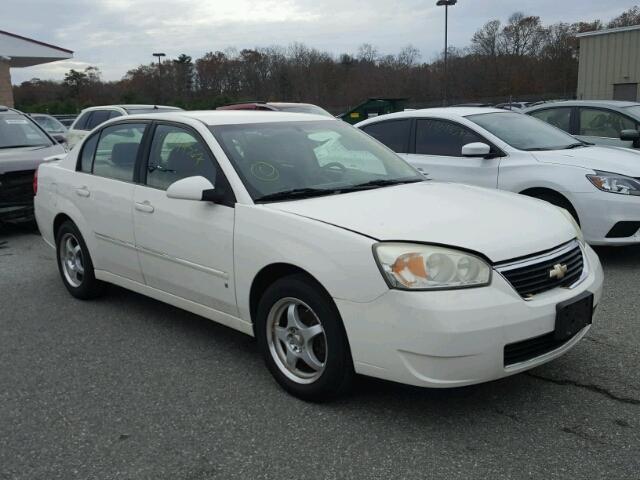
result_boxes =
[3,0,635,84]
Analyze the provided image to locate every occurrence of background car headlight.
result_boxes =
[373,243,491,290]
[587,171,640,196]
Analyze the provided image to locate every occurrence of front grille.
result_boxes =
[0,170,35,205]
[504,330,578,366]
[495,241,584,298]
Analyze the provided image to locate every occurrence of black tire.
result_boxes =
[526,191,580,225]
[55,221,105,299]
[255,274,354,401]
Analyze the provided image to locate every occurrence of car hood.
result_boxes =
[0,144,66,174]
[531,145,640,176]
[266,182,577,263]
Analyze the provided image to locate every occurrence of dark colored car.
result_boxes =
[0,107,66,224]
[217,102,334,117]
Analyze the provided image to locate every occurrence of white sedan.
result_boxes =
[357,108,640,245]
[35,111,603,400]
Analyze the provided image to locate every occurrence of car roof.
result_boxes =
[121,110,335,126]
[354,107,509,126]
[80,104,181,112]
[525,100,640,112]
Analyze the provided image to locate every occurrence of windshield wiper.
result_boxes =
[255,187,339,203]
[339,178,424,192]
[0,144,47,149]
[564,143,588,149]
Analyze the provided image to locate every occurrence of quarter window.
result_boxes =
[415,119,484,157]
[529,108,572,133]
[78,134,99,172]
[579,108,636,138]
[85,110,112,130]
[361,120,411,153]
[93,123,146,182]
[73,111,92,131]
[146,125,217,190]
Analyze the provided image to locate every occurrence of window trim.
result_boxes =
[139,120,236,207]
[411,117,505,158]
[75,130,100,172]
[361,118,413,154]
[576,106,638,140]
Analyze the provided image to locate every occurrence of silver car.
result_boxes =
[524,100,640,149]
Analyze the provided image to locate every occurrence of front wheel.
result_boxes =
[256,274,354,401]
[55,221,104,299]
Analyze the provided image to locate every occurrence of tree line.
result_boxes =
[13,6,640,115]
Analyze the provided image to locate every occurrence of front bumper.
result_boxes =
[335,244,604,388]
[572,191,640,245]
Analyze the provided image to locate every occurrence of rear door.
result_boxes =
[132,122,238,315]
[576,107,637,148]
[72,122,149,282]
[406,118,501,188]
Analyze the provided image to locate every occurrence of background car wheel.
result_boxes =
[55,221,104,299]
[256,274,354,401]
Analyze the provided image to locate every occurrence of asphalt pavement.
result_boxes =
[1,224,638,480]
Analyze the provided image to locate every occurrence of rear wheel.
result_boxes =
[256,274,354,401]
[55,221,104,299]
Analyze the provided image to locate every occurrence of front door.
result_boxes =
[406,118,500,188]
[132,123,237,315]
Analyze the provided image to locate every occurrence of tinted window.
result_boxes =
[415,119,483,157]
[0,114,52,148]
[93,123,146,181]
[530,108,572,132]
[73,112,92,130]
[361,120,411,153]
[108,110,123,120]
[79,134,99,172]
[86,110,112,130]
[146,125,217,190]
[579,108,636,138]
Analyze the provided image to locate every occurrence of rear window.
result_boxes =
[0,114,52,149]
[360,119,411,153]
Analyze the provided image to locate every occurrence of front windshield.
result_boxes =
[468,112,581,151]
[211,120,422,201]
[33,115,66,133]
[0,114,52,149]
[274,105,334,118]
[623,105,640,118]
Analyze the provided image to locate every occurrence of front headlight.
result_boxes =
[373,243,491,290]
[558,208,585,246]
[587,170,640,196]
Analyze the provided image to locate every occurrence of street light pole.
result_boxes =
[436,0,457,106]
[152,53,166,103]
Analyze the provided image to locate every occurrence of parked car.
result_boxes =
[217,101,334,117]
[357,107,640,245]
[524,100,640,149]
[53,115,77,128]
[0,106,66,223]
[495,102,532,111]
[35,110,603,400]
[30,113,68,143]
[66,105,183,149]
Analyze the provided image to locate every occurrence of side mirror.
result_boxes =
[52,133,67,144]
[620,129,640,141]
[462,142,491,158]
[166,176,220,202]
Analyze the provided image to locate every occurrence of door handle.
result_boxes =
[135,201,154,213]
[75,186,90,197]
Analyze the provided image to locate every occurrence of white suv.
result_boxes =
[357,108,640,246]
[66,104,182,149]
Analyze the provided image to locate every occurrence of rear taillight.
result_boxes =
[33,168,38,195]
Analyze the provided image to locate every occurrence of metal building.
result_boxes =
[577,25,640,102]
[0,30,73,107]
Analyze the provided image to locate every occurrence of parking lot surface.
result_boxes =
[1,225,639,480]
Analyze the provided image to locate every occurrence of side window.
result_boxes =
[530,108,572,132]
[579,108,636,138]
[108,110,123,120]
[78,134,99,172]
[146,124,217,190]
[93,123,146,182]
[415,119,484,157]
[73,112,92,131]
[361,120,411,153]
[86,110,112,130]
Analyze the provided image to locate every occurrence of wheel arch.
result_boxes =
[519,187,581,225]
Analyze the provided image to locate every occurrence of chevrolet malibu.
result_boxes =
[34,111,604,401]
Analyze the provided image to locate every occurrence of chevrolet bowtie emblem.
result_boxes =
[549,263,568,280]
